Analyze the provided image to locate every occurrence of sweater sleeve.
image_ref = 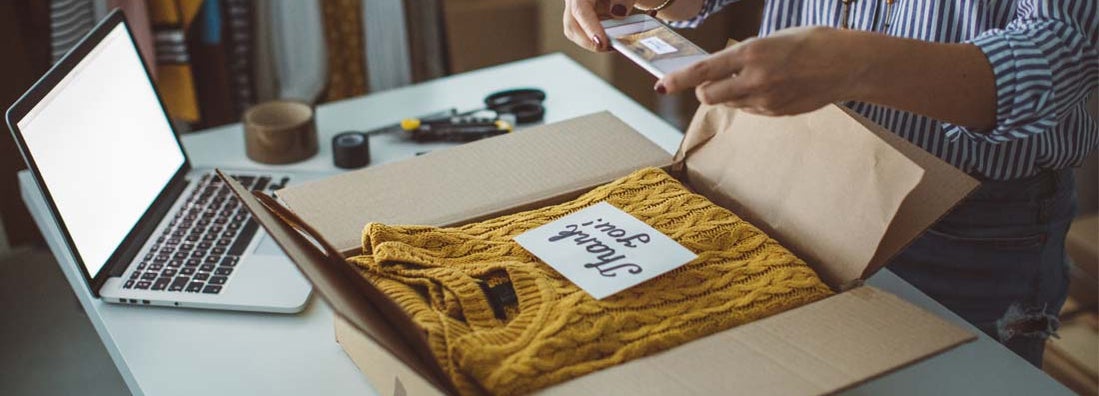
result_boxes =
[666,0,741,28]
[943,0,1099,143]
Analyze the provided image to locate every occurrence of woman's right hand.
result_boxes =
[563,0,638,52]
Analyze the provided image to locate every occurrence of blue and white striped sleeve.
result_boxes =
[666,0,740,29]
[944,0,1099,144]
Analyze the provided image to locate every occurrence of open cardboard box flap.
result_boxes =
[218,170,460,394]
[674,104,979,288]
[222,108,979,395]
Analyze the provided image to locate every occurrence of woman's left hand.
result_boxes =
[656,26,864,116]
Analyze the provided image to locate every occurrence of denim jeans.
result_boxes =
[889,168,1076,367]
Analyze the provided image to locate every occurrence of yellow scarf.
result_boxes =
[350,167,832,395]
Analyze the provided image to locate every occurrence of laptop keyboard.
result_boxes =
[122,173,289,295]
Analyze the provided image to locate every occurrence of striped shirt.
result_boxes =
[670,0,1098,180]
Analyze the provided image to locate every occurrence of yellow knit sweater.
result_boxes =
[349,167,833,395]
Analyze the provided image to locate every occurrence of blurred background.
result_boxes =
[0,0,1095,394]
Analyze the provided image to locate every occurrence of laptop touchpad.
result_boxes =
[253,234,285,257]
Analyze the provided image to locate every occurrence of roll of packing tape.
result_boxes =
[243,100,318,164]
[332,131,371,169]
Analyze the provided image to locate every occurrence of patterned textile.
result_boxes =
[320,0,368,101]
[49,0,96,62]
[149,0,202,123]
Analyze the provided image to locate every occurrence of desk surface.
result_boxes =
[20,54,1069,396]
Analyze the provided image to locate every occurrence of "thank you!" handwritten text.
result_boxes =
[515,201,697,299]
[547,218,650,277]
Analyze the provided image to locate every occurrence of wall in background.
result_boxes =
[0,1,49,250]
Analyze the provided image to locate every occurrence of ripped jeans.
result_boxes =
[890,168,1076,367]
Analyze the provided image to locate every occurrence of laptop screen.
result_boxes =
[16,24,185,276]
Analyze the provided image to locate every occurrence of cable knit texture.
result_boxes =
[348,167,833,395]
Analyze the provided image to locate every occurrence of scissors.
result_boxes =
[478,88,546,124]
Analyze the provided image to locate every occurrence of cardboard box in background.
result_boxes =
[444,0,541,74]
[1044,299,1099,396]
[224,102,983,395]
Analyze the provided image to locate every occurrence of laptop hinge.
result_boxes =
[101,172,191,282]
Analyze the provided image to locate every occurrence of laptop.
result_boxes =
[6,10,312,313]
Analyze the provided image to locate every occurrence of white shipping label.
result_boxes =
[638,36,678,55]
[514,201,698,299]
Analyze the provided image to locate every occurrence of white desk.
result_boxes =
[20,54,1070,396]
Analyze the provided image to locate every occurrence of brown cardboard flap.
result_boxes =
[532,286,975,395]
[333,286,975,396]
[334,317,446,396]
[840,107,981,278]
[677,104,926,288]
[278,112,675,255]
[216,171,457,394]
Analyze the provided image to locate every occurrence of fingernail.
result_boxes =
[611,4,628,17]
[654,82,666,94]
[592,35,603,49]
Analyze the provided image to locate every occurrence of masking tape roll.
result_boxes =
[332,131,371,169]
[243,100,318,164]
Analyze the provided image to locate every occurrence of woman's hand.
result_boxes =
[656,27,864,116]
[563,0,638,52]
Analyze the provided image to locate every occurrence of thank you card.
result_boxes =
[514,201,698,299]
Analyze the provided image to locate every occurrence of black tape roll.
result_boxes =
[332,131,370,169]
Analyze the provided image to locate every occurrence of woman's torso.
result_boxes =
[759,0,1097,180]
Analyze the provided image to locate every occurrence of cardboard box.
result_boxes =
[222,104,981,395]
[445,0,540,74]
[1066,214,1098,306]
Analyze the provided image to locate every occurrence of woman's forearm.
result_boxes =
[844,29,997,130]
